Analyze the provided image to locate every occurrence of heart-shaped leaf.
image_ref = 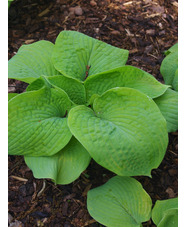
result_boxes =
[68,87,168,176]
[87,176,152,227]
[8,41,60,84]
[52,31,129,81]
[154,88,178,132]
[24,137,91,185]
[84,65,169,102]
[152,198,178,227]
[9,87,72,156]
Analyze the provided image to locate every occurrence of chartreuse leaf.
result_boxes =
[160,51,178,86]
[8,87,72,156]
[85,65,169,102]
[87,176,152,227]
[24,137,91,185]
[8,41,60,84]
[46,75,86,105]
[152,198,178,227]
[8,93,18,101]
[68,87,168,176]
[52,30,129,81]
[154,88,178,132]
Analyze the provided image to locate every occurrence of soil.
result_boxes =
[8,0,178,226]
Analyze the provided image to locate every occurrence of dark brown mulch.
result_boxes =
[8,0,178,226]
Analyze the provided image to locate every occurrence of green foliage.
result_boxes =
[25,137,91,185]
[68,87,168,176]
[160,43,178,91]
[8,87,72,156]
[154,88,178,132]
[8,31,178,226]
[52,31,129,81]
[152,198,178,227]
[84,65,169,101]
[46,75,86,105]
[87,176,152,227]
[8,41,60,83]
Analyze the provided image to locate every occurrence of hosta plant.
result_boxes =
[8,31,178,226]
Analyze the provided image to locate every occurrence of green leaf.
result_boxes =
[46,75,86,105]
[154,88,178,132]
[85,66,169,102]
[8,87,72,156]
[26,75,86,105]
[8,93,18,101]
[87,176,152,227]
[160,51,178,86]
[68,87,168,176]
[52,31,129,81]
[152,198,178,227]
[172,69,178,91]
[164,43,178,56]
[8,41,60,84]
[24,137,91,185]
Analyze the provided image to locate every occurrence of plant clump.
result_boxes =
[8,31,178,227]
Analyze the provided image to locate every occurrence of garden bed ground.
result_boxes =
[8,0,178,226]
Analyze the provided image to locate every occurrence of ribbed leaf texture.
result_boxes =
[25,137,91,184]
[8,87,72,156]
[68,87,168,176]
[52,31,129,81]
[46,75,86,105]
[8,41,60,83]
[85,65,169,102]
